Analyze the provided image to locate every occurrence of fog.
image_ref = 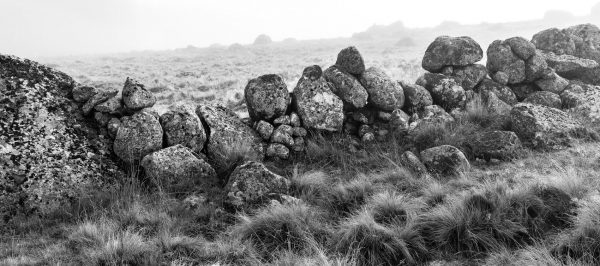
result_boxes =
[1,0,599,58]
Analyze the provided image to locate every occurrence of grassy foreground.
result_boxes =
[2,112,600,265]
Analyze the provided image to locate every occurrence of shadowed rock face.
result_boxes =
[0,54,123,218]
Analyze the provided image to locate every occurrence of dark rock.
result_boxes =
[225,161,290,208]
[487,40,526,84]
[82,89,118,115]
[244,74,290,122]
[72,86,98,103]
[335,46,366,74]
[255,120,274,141]
[524,91,562,109]
[471,131,522,161]
[122,77,156,111]
[535,71,569,94]
[159,103,207,154]
[113,111,163,163]
[475,79,518,105]
[266,143,290,159]
[323,65,368,109]
[400,151,430,179]
[505,36,537,60]
[510,83,540,102]
[450,64,488,90]
[422,36,484,72]
[302,65,323,80]
[416,73,466,111]
[271,125,294,147]
[94,95,123,115]
[401,82,433,113]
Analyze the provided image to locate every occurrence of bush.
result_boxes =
[320,178,375,216]
[232,202,330,259]
[366,191,424,226]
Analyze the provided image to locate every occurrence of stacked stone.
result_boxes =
[322,46,410,142]
[244,74,308,160]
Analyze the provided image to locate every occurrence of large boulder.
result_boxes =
[449,64,488,90]
[401,82,433,113]
[196,104,265,170]
[244,74,290,122]
[359,67,405,110]
[487,37,551,84]
[335,46,366,75]
[113,111,163,163]
[121,77,156,111]
[141,145,217,195]
[422,36,484,73]
[535,71,569,94]
[225,161,290,208]
[416,73,466,111]
[323,65,368,109]
[560,83,600,123]
[510,103,589,150]
[470,131,522,161]
[542,52,600,85]
[524,91,562,109]
[294,66,344,131]
[159,103,207,154]
[421,145,470,178]
[0,54,123,217]
[475,79,518,105]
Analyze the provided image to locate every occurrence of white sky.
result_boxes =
[0,0,598,57]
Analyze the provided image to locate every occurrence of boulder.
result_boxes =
[475,79,517,105]
[487,40,526,84]
[270,125,294,147]
[542,52,600,85]
[535,71,569,94]
[449,64,488,90]
[225,161,290,208]
[560,83,600,123]
[159,103,207,154]
[107,118,121,139]
[471,131,522,161]
[532,24,600,63]
[359,67,405,110]
[401,82,433,113]
[72,86,98,103]
[421,145,470,177]
[416,73,466,111]
[113,111,163,163]
[82,89,118,115]
[0,54,122,216]
[255,120,274,141]
[94,95,123,115]
[293,66,344,131]
[244,74,290,122]
[122,77,156,111]
[510,103,588,150]
[524,51,550,82]
[417,105,455,125]
[323,65,368,109]
[524,91,562,109]
[400,151,430,179]
[335,46,366,75]
[266,143,290,159]
[302,65,323,80]
[532,28,578,56]
[422,36,484,72]
[196,104,265,170]
[505,36,537,60]
[141,145,217,194]
[510,83,540,102]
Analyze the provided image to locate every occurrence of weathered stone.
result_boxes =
[335,46,366,75]
[492,72,510,85]
[421,145,470,178]
[422,36,484,72]
[107,118,121,139]
[352,108,377,125]
[255,120,274,141]
[416,73,466,111]
[159,103,207,154]
[292,127,307,137]
[535,71,569,94]
[289,112,301,127]
[471,131,522,161]
[510,83,540,102]
[543,52,600,85]
[533,24,600,63]
[505,36,537,60]
[113,111,163,163]
[524,51,550,82]
[225,161,290,208]
[475,79,517,105]
[94,95,123,115]
[532,28,578,56]
[524,91,562,109]
[400,151,430,179]
[196,104,265,170]
[273,115,291,125]
[122,77,156,111]
[93,112,112,127]
[245,74,290,122]
[302,65,323,80]
[141,145,217,194]
[487,40,526,84]
[450,64,488,90]
[418,105,455,124]
[292,137,305,152]
[359,67,405,110]
[358,124,374,138]
[401,82,433,113]
[72,86,98,103]
[323,65,368,109]
[82,89,118,115]
[266,143,290,159]
[293,67,344,131]
[271,125,294,147]
[510,103,588,150]
[390,109,410,132]
[560,83,600,123]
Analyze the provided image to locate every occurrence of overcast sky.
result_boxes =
[1,0,599,57]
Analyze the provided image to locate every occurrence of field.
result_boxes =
[3,26,600,265]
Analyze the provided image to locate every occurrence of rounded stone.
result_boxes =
[245,74,290,122]
[113,111,163,163]
[359,67,405,111]
[122,77,156,111]
[421,145,470,178]
[422,36,484,72]
[159,103,207,154]
[401,82,433,113]
[323,65,368,109]
[335,46,366,75]
[225,161,290,208]
[293,68,344,131]
[524,91,562,109]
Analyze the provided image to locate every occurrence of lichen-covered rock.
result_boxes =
[421,145,470,177]
[335,46,365,75]
[271,125,294,147]
[225,161,290,208]
[122,77,156,111]
[94,95,123,115]
[505,36,537,60]
[535,71,569,94]
[390,109,410,132]
[266,143,290,159]
[292,127,307,137]
[510,103,589,150]
[400,151,430,179]
[417,105,455,124]
[107,117,121,139]
[416,73,466,111]
[113,111,163,163]
[510,83,540,102]
[293,66,344,131]
[196,104,265,170]
[0,54,123,218]
[560,83,600,123]
[289,112,301,127]
[542,52,600,85]
[292,137,305,152]
[532,28,578,56]
[487,40,527,84]
[72,85,98,103]
[422,36,484,72]
[492,71,510,85]
[532,24,600,63]
[323,65,368,109]
[273,115,291,125]
[475,79,517,105]
[159,103,207,154]
[524,51,550,82]
[401,82,433,113]
[524,91,562,109]
[82,89,118,115]
[302,65,323,80]
[141,145,217,194]
[255,120,274,141]
[449,64,488,90]
[471,131,522,161]
[244,74,290,122]
[359,67,405,110]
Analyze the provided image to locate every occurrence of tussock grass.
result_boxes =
[554,195,600,264]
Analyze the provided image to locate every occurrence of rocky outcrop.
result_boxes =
[225,161,290,208]
[421,145,470,178]
[244,74,290,122]
[293,66,344,131]
[113,111,163,163]
[422,36,484,73]
[141,145,217,195]
[159,103,207,154]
